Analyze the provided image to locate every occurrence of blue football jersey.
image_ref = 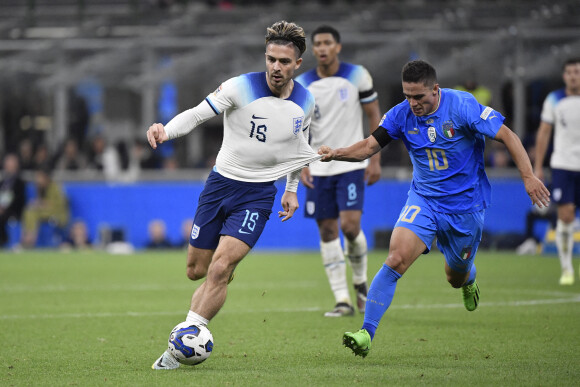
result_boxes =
[379,88,505,213]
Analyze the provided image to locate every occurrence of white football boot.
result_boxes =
[152,350,180,370]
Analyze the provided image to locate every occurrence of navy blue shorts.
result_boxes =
[189,169,277,249]
[394,189,485,273]
[304,169,365,219]
[551,168,580,206]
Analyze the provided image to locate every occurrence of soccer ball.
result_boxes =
[167,322,214,366]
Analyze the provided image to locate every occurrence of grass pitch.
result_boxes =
[1,249,579,386]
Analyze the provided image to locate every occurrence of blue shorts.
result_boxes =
[304,169,365,219]
[189,169,277,249]
[394,189,485,273]
[551,168,580,206]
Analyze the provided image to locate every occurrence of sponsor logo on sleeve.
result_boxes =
[379,113,387,127]
[480,106,493,120]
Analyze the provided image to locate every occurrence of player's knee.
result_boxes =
[446,273,467,288]
[319,228,338,242]
[186,265,207,281]
[385,251,406,272]
[447,278,463,288]
[206,259,232,285]
[341,225,360,241]
[559,213,575,224]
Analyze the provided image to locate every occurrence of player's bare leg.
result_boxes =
[186,245,214,281]
[191,236,250,321]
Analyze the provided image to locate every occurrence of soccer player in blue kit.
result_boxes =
[318,60,551,358]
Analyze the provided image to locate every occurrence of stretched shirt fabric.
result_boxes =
[379,88,505,213]
[164,72,321,191]
[540,88,580,171]
[295,62,378,176]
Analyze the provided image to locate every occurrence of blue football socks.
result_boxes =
[464,264,477,286]
[361,264,402,340]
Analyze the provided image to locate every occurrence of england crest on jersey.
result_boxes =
[428,126,437,143]
[293,116,304,135]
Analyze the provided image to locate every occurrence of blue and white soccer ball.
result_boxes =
[167,322,214,365]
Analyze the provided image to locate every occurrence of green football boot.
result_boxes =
[462,279,480,311]
[343,329,371,358]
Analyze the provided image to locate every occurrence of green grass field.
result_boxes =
[1,249,579,386]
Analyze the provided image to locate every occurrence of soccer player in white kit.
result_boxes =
[147,21,321,369]
[534,58,580,285]
[295,26,382,317]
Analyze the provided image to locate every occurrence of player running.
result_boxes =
[318,60,550,358]
[147,21,320,369]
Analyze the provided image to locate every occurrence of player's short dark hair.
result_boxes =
[265,20,306,58]
[311,25,340,43]
[402,60,438,87]
[563,57,580,70]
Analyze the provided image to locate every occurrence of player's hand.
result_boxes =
[364,161,381,186]
[300,167,314,189]
[146,123,169,149]
[318,145,335,162]
[524,175,550,208]
[278,191,299,222]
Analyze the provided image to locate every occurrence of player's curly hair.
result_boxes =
[265,21,306,58]
[311,25,340,43]
[563,57,580,70]
[402,60,438,86]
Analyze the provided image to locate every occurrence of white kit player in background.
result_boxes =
[295,25,382,317]
[534,57,580,286]
[146,21,320,370]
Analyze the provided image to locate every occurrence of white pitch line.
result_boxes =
[1,296,579,321]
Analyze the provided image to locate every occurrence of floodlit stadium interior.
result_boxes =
[0,0,578,249]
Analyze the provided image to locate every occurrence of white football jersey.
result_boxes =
[164,72,321,184]
[295,62,378,176]
[541,88,580,171]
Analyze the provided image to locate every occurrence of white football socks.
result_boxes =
[186,310,209,326]
[344,231,368,285]
[556,219,574,274]
[320,238,350,304]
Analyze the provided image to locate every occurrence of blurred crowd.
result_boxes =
[0,74,552,251]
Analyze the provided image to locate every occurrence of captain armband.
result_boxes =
[371,129,393,148]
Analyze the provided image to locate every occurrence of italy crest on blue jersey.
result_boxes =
[379,88,505,213]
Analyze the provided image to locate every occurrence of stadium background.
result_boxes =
[1,0,579,250]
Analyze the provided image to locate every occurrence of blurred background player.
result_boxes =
[20,167,70,248]
[146,20,321,369]
[534,57,580,285]
[296,26,382,317]
[60,219,92,251]
[0,153,26,247]
[145,219,173,249]
[318,60,550,358]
